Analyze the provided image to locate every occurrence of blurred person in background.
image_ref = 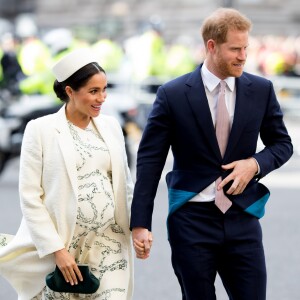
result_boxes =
[124,16,167,83]
[18,27,80,96]
[17,28,87,124]
[0,48,134,300]
[164,35,197,78]
[130,7,293,300]
[257,35,300,77]
[0,32,25,94]
[91,36,124,74]
[16,16,51,79]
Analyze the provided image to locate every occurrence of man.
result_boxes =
[130,8,293,300]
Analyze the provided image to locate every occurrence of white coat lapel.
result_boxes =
[54,106,78,199]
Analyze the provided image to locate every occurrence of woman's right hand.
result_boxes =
[54,248,83,285]
[132,227,153,259]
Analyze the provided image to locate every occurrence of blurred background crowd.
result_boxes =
[1,0,300,100]
[0,0,300,173]
[1,0,300,88]
[1,6,300,92]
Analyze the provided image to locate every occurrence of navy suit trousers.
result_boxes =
[168,201,267,300]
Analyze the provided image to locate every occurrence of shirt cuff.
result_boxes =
[252,157,260,175]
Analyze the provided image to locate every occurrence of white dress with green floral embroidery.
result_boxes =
[32,120,129,300]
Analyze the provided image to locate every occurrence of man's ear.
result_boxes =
[207,39,216,52]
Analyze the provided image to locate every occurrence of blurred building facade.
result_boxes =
[0,0,34,18]
[0,0,300,43]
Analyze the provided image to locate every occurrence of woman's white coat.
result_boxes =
[0,106,134,299]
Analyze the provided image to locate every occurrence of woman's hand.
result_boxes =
[132,227,153,259]
[54,248,83,285]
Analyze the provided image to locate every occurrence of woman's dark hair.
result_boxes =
[53,62,105,103]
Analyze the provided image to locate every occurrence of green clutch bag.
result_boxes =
[45,264,100,294]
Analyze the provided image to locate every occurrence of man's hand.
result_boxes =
[132,227,153,259]
[217,158,258,195]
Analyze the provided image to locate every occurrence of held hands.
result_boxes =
[132,227,153,260]
[54,248,83,286]
[217,158,258,195]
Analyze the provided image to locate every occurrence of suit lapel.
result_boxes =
[185,66,221,159]
[225,75,253,160]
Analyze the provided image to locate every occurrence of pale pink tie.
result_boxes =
[215,80,232,213]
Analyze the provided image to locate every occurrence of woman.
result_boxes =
[0,48,134,299]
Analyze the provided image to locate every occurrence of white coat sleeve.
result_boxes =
[19,120,65,258]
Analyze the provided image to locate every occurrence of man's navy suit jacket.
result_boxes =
[130,65,293,231]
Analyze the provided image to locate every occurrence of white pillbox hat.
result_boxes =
[52,48,98,82]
